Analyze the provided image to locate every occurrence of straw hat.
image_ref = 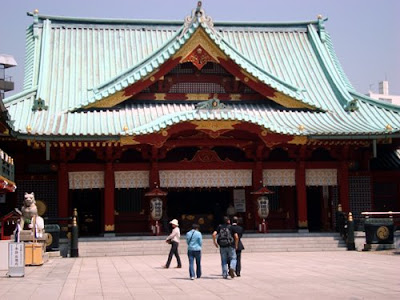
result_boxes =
[169,219,179,226]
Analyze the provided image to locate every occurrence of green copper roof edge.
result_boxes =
[324,32,354,91]
[36,19,51,103]
[27,12,184,26]
[3,87,38,104]
[201,23,320,110]
[77,24,196,111]
[218,38,302,94]
[23,25,36,90]
[87,20,318,112]
[309,133,400,139]
[27,12,323,27]
[94,28,184,91]
[307,25,353,109]
[349,91,400,113]
[128,109,298,136]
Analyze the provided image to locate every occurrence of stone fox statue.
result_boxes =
[20,192,44,236]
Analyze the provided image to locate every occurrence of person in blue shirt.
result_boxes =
[186,223,202,280]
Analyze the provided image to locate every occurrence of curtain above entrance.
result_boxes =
[114,171,150,188]
[68,171,104,189]
[159,170,252,188]
[306,169,337,186]
[263,169,296,186]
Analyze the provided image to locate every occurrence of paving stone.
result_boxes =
[0,251,399,299]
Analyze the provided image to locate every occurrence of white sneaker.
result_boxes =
[190,277,195,280]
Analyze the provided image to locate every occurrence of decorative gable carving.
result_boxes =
[182,149,231,163]
[182,45,217,70]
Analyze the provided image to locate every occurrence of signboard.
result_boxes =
[233,189,246,212]
[8,242,25,277]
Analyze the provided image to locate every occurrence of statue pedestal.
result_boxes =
[25,243,44,266]
[19,230,47,262]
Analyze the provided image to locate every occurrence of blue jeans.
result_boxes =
[219,246,236,277]
[187,250,201,278]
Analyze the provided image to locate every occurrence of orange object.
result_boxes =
[25,243,43,266]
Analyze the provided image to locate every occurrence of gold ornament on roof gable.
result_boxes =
[298,124,305,131]
[26,125,32,133]
[122,125,129,132]
[179,1,219,40]
[385,124,392,132]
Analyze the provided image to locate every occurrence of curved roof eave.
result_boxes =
[71,23,195,111]
[125,108,299,136]
[307,24,355,110]
[3,86,38,105]
[204,25,313,108]
[69,18,319,112]
[27,11,321,28]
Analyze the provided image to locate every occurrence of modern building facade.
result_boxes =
[0,55,17,237]
[368,81,400,106]
[3,3,400,236]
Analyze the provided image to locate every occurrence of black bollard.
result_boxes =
[70,210,79,257]
[346,212,356,251]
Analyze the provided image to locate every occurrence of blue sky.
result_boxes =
[1,0,399,96]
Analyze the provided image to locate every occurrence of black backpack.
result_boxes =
[217,226,234,247]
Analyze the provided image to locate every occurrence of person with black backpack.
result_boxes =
[212,216,239,279]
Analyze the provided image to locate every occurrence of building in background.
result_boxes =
[2,3,400,236]
[0,55,17,237]
[0,54,17,103]
[368,81,400,106]
[0,54,17,195]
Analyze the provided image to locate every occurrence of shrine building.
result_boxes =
[2,2,400,236]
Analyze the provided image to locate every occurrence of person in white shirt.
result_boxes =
[162,219,182,268]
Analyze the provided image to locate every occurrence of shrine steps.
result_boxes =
[76,233,347,257]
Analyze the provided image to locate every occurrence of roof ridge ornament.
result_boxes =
[32,98,48,111]
[317,14,326,43]
[344,99,359,112]
[195,98,227,110]
[179,1,220,40]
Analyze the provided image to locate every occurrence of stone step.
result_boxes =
[76,233,347,257]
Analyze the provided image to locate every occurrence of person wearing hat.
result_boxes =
[163,219,182,269]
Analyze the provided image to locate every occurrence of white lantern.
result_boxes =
[257,196,270,219]
[150,197,163,221]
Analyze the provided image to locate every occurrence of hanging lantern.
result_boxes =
[150,197,163,221]
[256,196,270,219]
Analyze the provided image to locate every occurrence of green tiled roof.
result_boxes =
[5,101,399,138]
[3,6,400,139]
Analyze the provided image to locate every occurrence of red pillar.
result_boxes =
[104,162,115,234]
[296,161,308,230]
[338,161,350,212]
[58,162,68,218]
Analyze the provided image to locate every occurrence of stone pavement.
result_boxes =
[0,251,399,300]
